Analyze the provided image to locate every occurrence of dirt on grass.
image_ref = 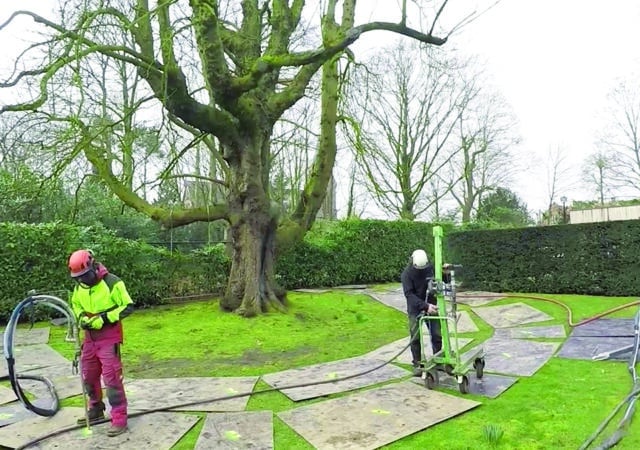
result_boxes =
[127,345,319,378]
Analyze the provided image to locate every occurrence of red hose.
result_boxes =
[457,293,640,328]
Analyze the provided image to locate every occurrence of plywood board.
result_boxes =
[13,412,199,450]
[463,337,559,377]
[363,337,474,366]
[493,325,566,339]
[0,345,70,379]
[367,293,407,314]
[262,357,410,402]
[570,318,635,337]
[126,377,259,412]
[410,373,518,399]
[0,407,84,448]
[0,328,50,348]
[277,381,479,450]
[195,411,273,449]
[557,336,634,361]
[456,292,504,307]
[472,303,554,328]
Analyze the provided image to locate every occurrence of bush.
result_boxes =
[7,217,640,323]
[275,219,454,289]
[0,223,230,323]
[446,220,640,296]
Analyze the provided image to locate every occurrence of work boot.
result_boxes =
[412,365,424,377]
[76,402,105,425]
[107,425,128,437]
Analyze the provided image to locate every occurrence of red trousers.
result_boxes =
[81,339,128,427]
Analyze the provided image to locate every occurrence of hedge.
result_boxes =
[0,222,229,322]
[275,219,454,288]
[446,220,640,296]
[4,218,640,324]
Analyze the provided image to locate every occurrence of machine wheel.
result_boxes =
[473,358,485,379]
[458,375,470,394]
[444,364,455,375]
[425,371,438,390]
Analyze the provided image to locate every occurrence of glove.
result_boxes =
[79,315,105,330]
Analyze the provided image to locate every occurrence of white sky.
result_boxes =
[1,1,640,217]
[349,0,640,215]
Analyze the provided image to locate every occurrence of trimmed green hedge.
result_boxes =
[0,223,229,322]
[446,220,640,296]
[275,219,454,289]
[6,218,640,323]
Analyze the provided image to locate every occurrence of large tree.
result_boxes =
[0,0,459,316]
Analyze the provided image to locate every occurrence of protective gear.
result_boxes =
[82,340,127,428]
[107,425,128,437]
[68,250,95,277]
[77,270,99,287]
[77,401,105,425]
[71,273,134,344]
[71,266,133,432]
[426,304,438,314]
[402,257,441,366]
[80,315,105,330]
[411,249,429,269]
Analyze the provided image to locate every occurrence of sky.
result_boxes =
[349,0,640,215]
[1,1,640,217]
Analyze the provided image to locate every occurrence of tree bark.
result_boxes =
[222,134,286,316]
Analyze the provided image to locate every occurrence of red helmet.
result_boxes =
[68,249,95,277]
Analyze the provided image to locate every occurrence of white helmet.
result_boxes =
[411,249,428,269]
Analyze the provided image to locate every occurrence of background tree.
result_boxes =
[581,150,613,207]
[344,41,476,220]
[449,89,520,223]
[542,146,573,224]
[0,0,462,316]
[475,187,532,228]
[598,79,640,196]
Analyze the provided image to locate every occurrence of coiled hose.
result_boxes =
[2,293,81,417]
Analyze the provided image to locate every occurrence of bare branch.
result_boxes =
[165,173,228,188]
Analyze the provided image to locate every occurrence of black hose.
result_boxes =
[3,294,80,418]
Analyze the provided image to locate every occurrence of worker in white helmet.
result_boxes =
[401,249,442,376]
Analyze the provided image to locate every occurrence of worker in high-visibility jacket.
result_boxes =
[68,249,134,437]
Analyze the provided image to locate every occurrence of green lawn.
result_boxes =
[35,289,640,449]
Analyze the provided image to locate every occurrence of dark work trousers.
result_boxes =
[408,313,443,367]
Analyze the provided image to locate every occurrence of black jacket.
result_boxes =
[401,263,436,316]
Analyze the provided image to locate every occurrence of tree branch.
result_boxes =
[79,123,229,227]
[231,20,446,95]
[189,0,233,102]
[165,173,228,187]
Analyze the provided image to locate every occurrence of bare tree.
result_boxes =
[581,150,613,206]
[598,79,640,196]
[449,89,520,223]
[543,146,573,224]
[0,0,469,316]
[343,41,476,220]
